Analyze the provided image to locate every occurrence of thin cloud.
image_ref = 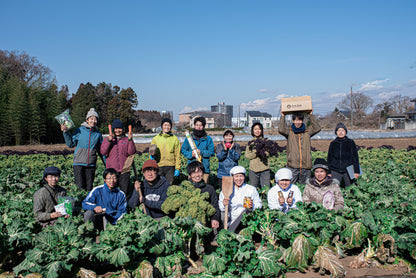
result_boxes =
[240,94,288,111]
[328,93,346,98]
[359,79,389,91]
[180,106,209,113]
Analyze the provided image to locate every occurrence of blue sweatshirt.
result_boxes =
[82,183,127,224]
[181,134,215,174]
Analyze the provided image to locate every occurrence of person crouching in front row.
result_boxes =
[268,168,302,213]
[219,166,262,233]
[128,159,171,220]
[82,168,127,231]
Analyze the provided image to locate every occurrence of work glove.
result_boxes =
[174,169,180,177]
[149,155,155,160]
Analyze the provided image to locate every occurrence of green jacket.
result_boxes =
[151,132,181,170]
[244,137,270,173]
[278,114,321,170]
[33,184,66,223]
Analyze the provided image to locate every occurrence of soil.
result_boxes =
[1,137,415,277]
[0,137,415,154]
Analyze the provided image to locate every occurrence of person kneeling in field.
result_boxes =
[303,158,344,211]
[82,168,127,230]
[219,166,262,232]
[33,166,70,227]
[268,168,302,213]
[129,159,171,220]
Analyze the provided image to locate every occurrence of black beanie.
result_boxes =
[335,122,347,134]
[112,119,123,130]
[43,166,61,179]
[312,158,329,171]
[161,118,172,128]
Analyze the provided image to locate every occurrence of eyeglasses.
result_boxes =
[106,177,117,181]
[144,168,158,173]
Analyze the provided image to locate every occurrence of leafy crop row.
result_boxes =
[0,148,415,277]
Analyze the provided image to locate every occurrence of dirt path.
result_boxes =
[0,137,414,153]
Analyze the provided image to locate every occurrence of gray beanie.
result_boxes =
[86,108,99,120]
[335,122,347,134]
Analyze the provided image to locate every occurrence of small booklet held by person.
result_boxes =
[346,165,362,180]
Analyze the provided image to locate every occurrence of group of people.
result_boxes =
[33,108,360,235]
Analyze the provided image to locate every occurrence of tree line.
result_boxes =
[0,50,146,146]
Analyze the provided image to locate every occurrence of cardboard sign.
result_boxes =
[281,96,312,113]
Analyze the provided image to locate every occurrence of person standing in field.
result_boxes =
[33,166,70,227]
[150,118,181,184]
[181,116,215,183]
[327,122,360,188]
[100,119,136,197]
[244,122,271,188]
[216,129,241,187]
[278,111,321,184]
[61,108,103,191]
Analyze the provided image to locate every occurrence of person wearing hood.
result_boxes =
[100,119,136,196]
[278,111,321,184]
[128,159,171,219]
[150,118,181,184]
[327,122,360,188]
[82,168,127,230]
[181,116,215,183]
[268,168,302,213]
[61,108,103,191]
[219,166,262,232]
[33,166,70,227]
[303,158,344,211]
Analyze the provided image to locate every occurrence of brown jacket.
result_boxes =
[33,184,66,223]
[278,114,321,170]
[303,177,344,211]
[244,137,270,173]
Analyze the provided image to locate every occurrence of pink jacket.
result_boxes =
[100,136,136,172]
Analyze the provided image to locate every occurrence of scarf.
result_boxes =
[291,123,306,134]
[193,129,207,138]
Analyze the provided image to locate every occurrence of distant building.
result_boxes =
[179,111,224,128]
[380,99,416,130]
[245,111,272,129]
[211,102,233,127]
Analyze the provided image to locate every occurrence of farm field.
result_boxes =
[0,140,415,278]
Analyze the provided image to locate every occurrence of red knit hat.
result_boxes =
[142,159,159,171]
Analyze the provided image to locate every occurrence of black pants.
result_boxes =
[159,166,175,185]
[73,165,96,191]
[118,172,132,198]
[331,171,353,188]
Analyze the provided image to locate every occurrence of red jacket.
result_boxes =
[100,136,136,172]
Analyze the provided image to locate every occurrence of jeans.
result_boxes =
[249,169,270,188]
[159,166,175,185]
[288,167,311,185]
[331,171,353,188]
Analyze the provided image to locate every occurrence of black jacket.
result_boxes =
[327,136,360,174]
[129,176,170,219]
[192,181,221,223]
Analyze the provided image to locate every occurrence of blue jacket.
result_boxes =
[82,183,127,225]
[63,123,103,167]
[216,142,241,178]
[181,133,215,173]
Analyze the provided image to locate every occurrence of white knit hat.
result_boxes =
[230,166,246,176]
[86,108,99,120]
[275,168,293,181]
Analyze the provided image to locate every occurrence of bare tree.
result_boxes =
[337,92,373,120]
[0,50,53,87]
[388,94,412,114]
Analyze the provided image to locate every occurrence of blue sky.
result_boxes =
[2,0,415,120]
